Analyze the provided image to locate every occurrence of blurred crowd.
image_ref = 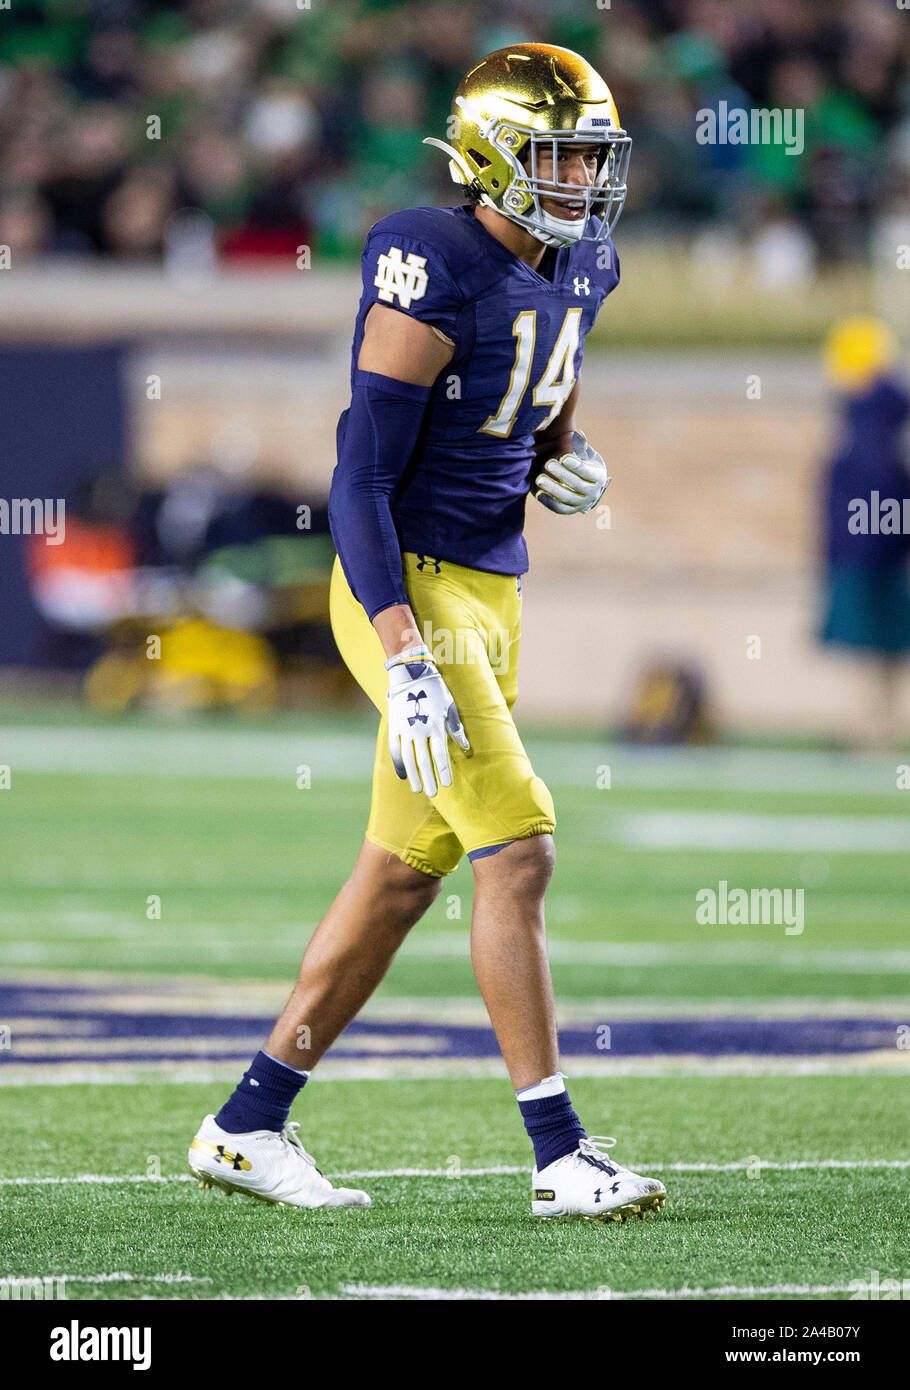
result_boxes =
[0,0,908,267]
[25,462,344,708]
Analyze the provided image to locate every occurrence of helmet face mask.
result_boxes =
[482,115,631,246]
[424,43,631,248]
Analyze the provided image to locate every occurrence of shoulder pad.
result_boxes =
[362,210,463,335]
[367,207,479,267]
[363,206,515,325]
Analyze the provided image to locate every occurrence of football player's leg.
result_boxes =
[331,555,666,1218]
[469,834,558,1091]
[263,838,443,1069]
[470,835,666,1221]
[188,568,456,1207]
[188,842,440,1208]
[417,562,667,1221]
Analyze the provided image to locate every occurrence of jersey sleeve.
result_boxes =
[361,226,464,344]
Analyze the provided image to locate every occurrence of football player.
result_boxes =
[189,43,666,1222]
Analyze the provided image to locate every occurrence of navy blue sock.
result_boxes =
[518,1089,586,1171]
[215,1050,308,1134]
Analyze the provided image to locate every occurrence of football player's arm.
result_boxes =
[531,375,610,516]
[348,303,453,660]
[329,304,469,794]
[358,303,454,396]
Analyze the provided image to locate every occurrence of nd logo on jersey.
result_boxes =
[374,246,429,309]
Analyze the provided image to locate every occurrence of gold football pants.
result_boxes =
[329,553,555,877]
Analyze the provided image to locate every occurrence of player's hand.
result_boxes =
[534,430,610,515]
[385,646,470,796]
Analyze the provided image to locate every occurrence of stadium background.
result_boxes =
[1,0,909,1304]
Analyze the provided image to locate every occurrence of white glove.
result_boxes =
[385,645,470,797]
[533,430,610,515]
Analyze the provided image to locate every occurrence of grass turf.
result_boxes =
[1,757,908,996]
[1,1076,907,1300]
[1,712,908,1299]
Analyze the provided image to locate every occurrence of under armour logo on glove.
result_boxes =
[416,555,441,573]
[407,690,429,725]
[386,645,471,796]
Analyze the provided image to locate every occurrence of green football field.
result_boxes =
[1,707,908,1301]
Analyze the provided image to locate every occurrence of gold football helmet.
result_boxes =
[424,43,631,247]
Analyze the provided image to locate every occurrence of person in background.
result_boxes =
[819,316,910,748]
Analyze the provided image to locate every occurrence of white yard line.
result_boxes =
[339,1281,869,1301]
[4,932,910,973]
[347,994,910,1019]
[1,1053,907,1084]
[621,811,910,852]
[0,1174,196,1186]
[0,725,902,795]
[129,1279,883,1300]
[335,1159,910,1177]
[403,934,910,972]
[2,1157,906,1187]
[0,1272,208,1285]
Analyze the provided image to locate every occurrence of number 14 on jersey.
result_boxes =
[481,307,582,438]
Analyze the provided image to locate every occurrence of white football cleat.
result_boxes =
[532,1135,666,1222]
[188,1114,371,1209]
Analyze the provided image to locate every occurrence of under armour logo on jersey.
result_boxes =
[573,276,591,296]
[374,246,429,309]
[416,555,441,573]
[407,690,428,725]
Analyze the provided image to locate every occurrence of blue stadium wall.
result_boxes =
[0,343,128,667]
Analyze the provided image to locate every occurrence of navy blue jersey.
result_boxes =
[344,204,620,576]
